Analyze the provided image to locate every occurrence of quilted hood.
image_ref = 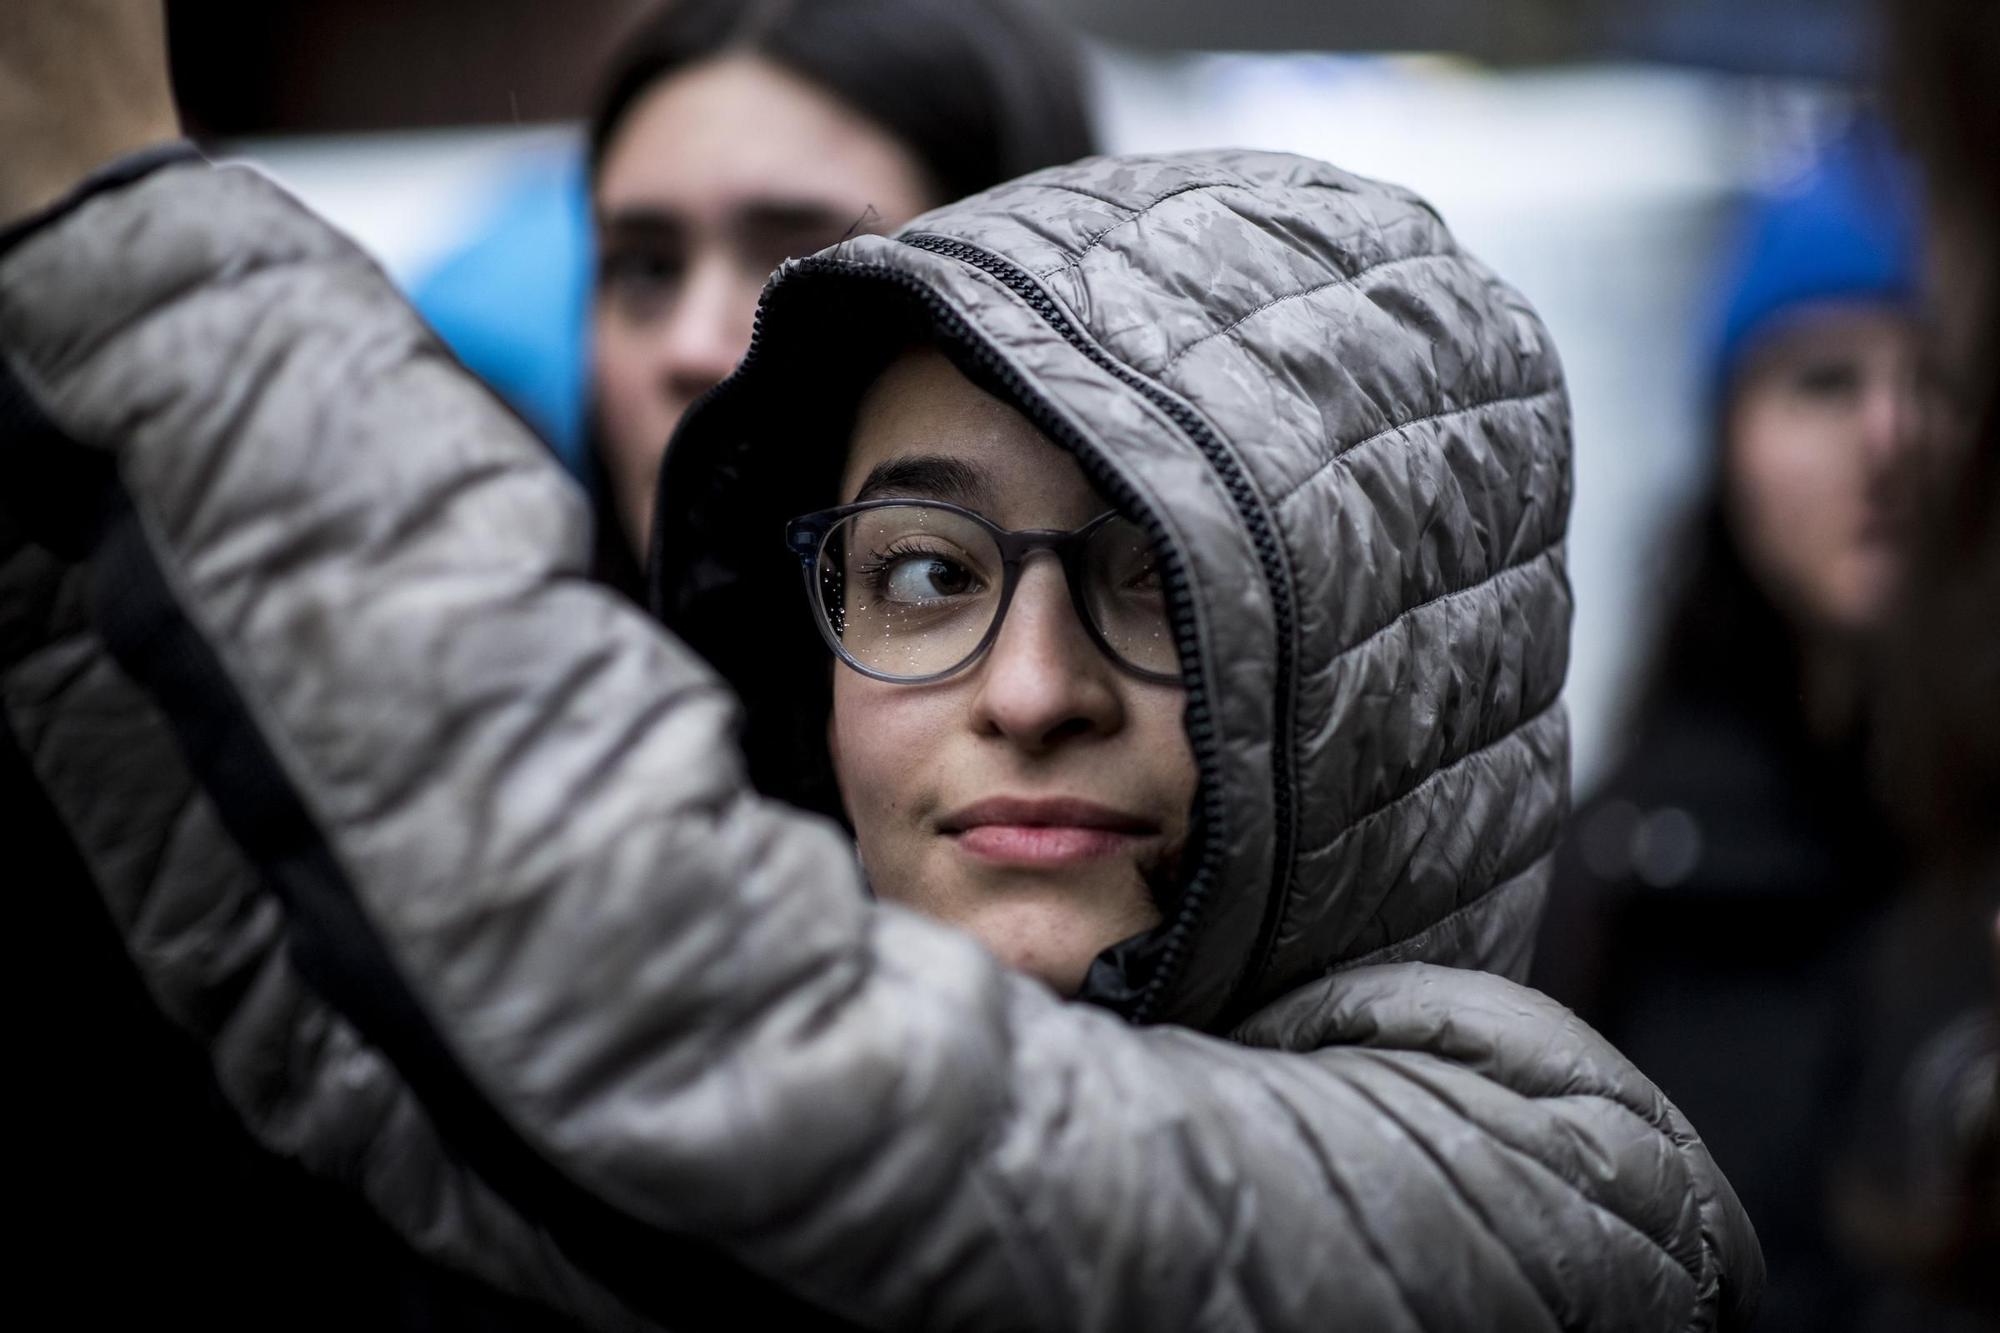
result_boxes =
[652,149,1573,1031]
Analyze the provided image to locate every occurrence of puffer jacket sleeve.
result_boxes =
[0,156,1759,1332]
[1,383,655,1329]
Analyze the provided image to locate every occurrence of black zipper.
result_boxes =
[893,233,1300,1025]
[672,237,1299,1024]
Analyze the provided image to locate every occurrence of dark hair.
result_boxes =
[1848,2,2000,1309]
[1625,133,1916,758]
[586,0,1098,203]
[1625,486,1799,737]
[580,0,1098,601]
[1880,0,2000,872]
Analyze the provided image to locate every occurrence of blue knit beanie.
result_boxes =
[1706,120,1922,396]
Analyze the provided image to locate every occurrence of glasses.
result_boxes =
[784,498,1179,684]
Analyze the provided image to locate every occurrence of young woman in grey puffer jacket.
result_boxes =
[0,17,1761,1331]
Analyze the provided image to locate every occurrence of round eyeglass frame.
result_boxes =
[783,497,1182,686]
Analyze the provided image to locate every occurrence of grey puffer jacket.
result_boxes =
[0,147,1760,1330]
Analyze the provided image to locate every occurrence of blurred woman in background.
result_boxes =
[1533,123,1931,1333]
[424,0,1098,599]
[587,0,1094,580]
[1840,2,2000,1327]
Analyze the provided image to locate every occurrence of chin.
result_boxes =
[1820,572,1897,636]
[867,843,1160,995]
[991,938,1091,996]
[957,888,1157,998]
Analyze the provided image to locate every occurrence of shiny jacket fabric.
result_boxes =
[0,147,1760,1330]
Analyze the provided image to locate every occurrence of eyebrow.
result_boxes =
[596,207,682,242]
[596,200,869,240]
[736,200,869,237]
[851,455,990,508]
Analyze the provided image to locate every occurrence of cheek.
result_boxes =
[1130,684,1198,819]
[591,324,675,519]
[1731,414,1850,560]
[1728,408,1886,627]
[830,676,944,878]
[591,319,657,441]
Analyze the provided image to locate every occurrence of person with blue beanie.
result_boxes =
[1706,121,1922,400]
[1533,121,1934,1333]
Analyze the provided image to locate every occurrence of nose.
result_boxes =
[970,556,1125,752]
[652,252,755,407]
[1859,352,1926,474]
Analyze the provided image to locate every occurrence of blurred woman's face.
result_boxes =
[828,350,1197,995]
[592,55,935,555]
[1726,303,1934,635]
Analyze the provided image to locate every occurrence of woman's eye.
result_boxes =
[598,250,684,313]
[881,555,977,603]
[1096,535,1163,596]
[1123,558,1162,593]
[1789,360,1862,399]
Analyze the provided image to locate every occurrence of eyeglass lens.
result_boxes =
[812,505,1176,680]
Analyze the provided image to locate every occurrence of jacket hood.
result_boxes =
[652,149,1572,1032]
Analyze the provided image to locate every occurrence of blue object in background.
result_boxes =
[1703,119,1922,397]
[1607,0,1875,81]
[410,144,594,474]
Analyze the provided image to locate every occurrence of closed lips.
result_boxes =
[936,797,1156,835]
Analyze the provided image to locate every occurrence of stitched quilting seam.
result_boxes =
[1033,178,1240,279]
[1364,1058,1706,1300]
[1332,535,1563,672]
[1160,251,1453,374]
[1343,1064,1608,1328]
[1333,862,1546,975]
[1338,788,1561,973]
[1327,691,1565,865]
[1271,383,1567,510]
[1264,1085,1434,1331]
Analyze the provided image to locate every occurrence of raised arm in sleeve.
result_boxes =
[0,155,1758,1333]
[1,348,655,1333]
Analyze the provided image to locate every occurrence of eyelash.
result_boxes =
[597,249,684,296]
[853,540,976,590]
[1792,363,1860,395]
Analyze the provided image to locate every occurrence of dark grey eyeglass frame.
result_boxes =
[784,497,1181,685]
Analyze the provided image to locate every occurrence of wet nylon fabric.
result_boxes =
[0,425,652,1330]
[0,152,1760,1329]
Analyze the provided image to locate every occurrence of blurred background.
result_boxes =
[168,0,1876,789]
